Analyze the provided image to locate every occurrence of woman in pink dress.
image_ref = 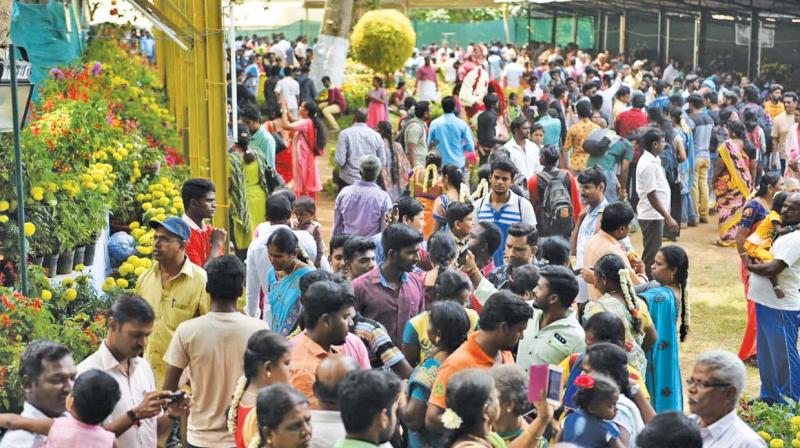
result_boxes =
[280,100,327,202]
[366,76,388,128]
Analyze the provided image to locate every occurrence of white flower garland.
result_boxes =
[471,179,489,200]
[227,375,248,435]
[459,183,472,203]
[442,408,463,429]
[619,268,639,320]
[459,67,489,108]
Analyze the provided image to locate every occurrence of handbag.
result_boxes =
[272,131,288,153]
[264,164,285,193]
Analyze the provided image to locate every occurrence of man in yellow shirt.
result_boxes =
[562,101,599,172]
[135,217,209,386]
[764,84,785,119]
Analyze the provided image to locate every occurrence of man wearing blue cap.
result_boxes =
[135,216,210,386]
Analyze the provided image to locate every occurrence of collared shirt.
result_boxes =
[250,125,276,168]
[503,138,541,181]
[352,266,424,346]
[538,115,562,147]
[428,113,475,169]
[312,411,391,448]
[564,119,600,172]
[182,214,223,268]
[429,332,515,409]
[575,198,609,270]
[77,342,157,448]
[636,150,671,220]
[473,190,537,267]
[691,410,767,448]
[289,331,339,409]
[516,308,586,375]
[353,315,406,369]
[333,181,393,237]
[245,224,323,321]
[135,257,209,386]
[334,123,386,185]
[275,77,300,113]
[581,230,644,299]
[0,402,60,448]
[327,87,347,112]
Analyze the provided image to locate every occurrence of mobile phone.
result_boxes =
[529,364,564,406]
[457,246,469,267]
[168,391,186,402]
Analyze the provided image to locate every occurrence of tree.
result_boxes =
[309,0,356,91]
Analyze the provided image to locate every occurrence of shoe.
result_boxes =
[699,217,709,224]
[688,220,698,227]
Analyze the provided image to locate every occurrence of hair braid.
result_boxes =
[619,268,642,334]
[679,282,689,342]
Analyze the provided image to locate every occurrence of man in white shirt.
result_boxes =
[0,341,74,448]
[275,70,300,116]
[77,294,189,448]
[635,127,678,278]
[503,116,541,182]
[745,192,800,404]
[503,57,524,89]
[688,350,766,448]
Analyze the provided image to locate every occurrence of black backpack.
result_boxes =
[537,170,574,238]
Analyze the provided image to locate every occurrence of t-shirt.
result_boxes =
[45,416,114,448]
[748,230,800,311]
[690,112,714,160]
[636,150,670,221]
[275,77,300,114]
[183,215,223,268]
[503,62,524,88]
[163,312,266,447]
[587,139,634,174]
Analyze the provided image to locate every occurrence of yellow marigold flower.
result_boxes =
[0,215,8,223]
[41,289,52,300]
[134,266,147,276]
[24,222,36,237]
[48,183,58,193]
[137,246,153,255]
[64,288,78,301]
[75,264,85,271]
[771,439,785,448]
[31,187,44,201]
[116,278,129,289]
[130,221,141,230]
[99,185,110,194]
[142,202,153,211]
[0,200,9,212]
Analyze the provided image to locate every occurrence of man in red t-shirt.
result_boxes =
[181,179,226,267]
[614,91,648,139]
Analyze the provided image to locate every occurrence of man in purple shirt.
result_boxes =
[333,155,393,238]
[352,224,425,345]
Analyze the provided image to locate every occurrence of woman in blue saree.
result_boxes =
[638,245,690,413]
[265,227,314,336]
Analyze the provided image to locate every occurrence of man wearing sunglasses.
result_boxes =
[688,350,765,448]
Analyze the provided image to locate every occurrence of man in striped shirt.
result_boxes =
[473,157,536,267]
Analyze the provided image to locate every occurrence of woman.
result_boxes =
[229,330,291,448]
[377,121,411,201]
[367,76,388,128]
[638,246,689,413]
[443,369,552,448]
[432,164,469,232]
[410,151,444,239]
[488,365,531,444]
[584,253,658,375]
[229,124,270,256]
[266,228,315,336]
[416,56,440,102]
[280,100,326,202]
[401,301,471,448]
[712,121,754,246]
[245,383,312,448]
[735,172,783,362]
[670,108,696,228]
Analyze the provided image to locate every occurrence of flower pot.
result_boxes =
[73,246,86,269]
[31,255,45,266]
[83,239,98,267]
[56,250,75,275]
[46,253,59,278]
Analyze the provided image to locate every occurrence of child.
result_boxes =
[0,369,120,447]
[504,92,521,128]
[292,196,325,268]
[744,191,790,297]
[560,373,625,448]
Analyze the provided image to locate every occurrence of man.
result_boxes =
[764,84,785,119]
[537,104,563,147]
[745,192,800,404]
[477,93,507,157]
[290,280,355,407]
[334,109,386,190]
[403,101,430,167]
[328,233,352,274]
[548,84,569,144]
[649,80,672,111]
[584,129,633,202]
[636,127,678,278]
[274,68,300,116]
[688,351,766,447]
[310,355,372,448]
[516,265,585,373]
[181,179,226,268]
[135,217,209,386]
[373,196,426,266]
[246,194,322,320]
[240,104,276,168]
[319,76,347,131]
[503,115,541,181]
[445,201,474,255]
[0,341,74,448]
[78,294,189,448]
[333,369,402,448]
[298,65,316,104]
[428,96,475,170]
[162,256,264,447]
[333,155,392,238]
[353,224,424,346]
[562,101,600,172]
[503,57,524,89]
[772,92,799,174]
[343,236,377,281]
[572,166,608,301]
[613,86,631,123]
[425,291,532,431]
[486,222,537,289]
[615,91,649,139]
[467,221,503,283]
[528,145,581,240]
[474,157,536,267]
[582,201,646,299]
[688,93,714,224]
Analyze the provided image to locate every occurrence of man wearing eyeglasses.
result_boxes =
[688,350,766,448]
[135,217,210,386]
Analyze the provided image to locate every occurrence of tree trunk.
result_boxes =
[309,0,355,91]
[0,0,12,48]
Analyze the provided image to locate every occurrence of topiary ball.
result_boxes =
[350,9,416,75]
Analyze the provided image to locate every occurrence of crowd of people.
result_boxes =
[6,33,800,448]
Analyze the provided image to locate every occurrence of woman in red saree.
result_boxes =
[280,100,327,202]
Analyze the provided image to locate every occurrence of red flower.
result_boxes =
[110,8,118,15]
[574,374,596,389]
[1,295,15,312]
[631,309,640,319]
[1,314,10,327]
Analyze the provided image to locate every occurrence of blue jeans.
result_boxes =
[603,166,618,202]
[681,192,697,223]
[756,303,800,404]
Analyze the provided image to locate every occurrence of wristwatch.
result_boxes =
[126,409,139,423]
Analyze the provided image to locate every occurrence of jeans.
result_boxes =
[602,166,618,202]
[639,219,664,279]
[756,303,800,404]
[691,157,711,220]
[681,192,697,223]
